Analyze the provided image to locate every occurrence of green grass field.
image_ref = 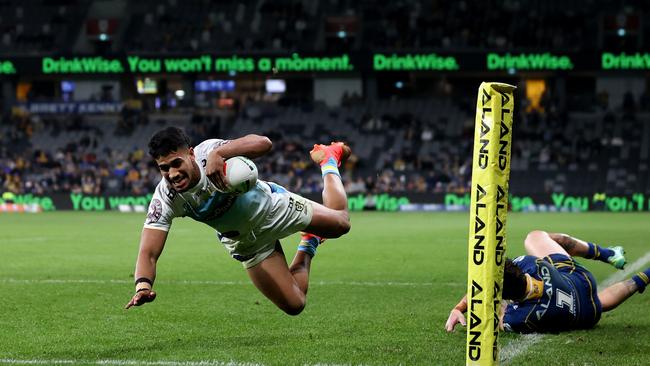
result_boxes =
[1,211,649,365]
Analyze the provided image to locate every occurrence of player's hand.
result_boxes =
[206,150,229,191]
[124,289,157,309]
[499,300,507,331]
[445,309,467,332]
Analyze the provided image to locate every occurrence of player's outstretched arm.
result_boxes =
[206,134,272,190]
[445,295,468,332]
[125,228,168,309]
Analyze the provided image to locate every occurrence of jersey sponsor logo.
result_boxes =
[146,199,163,223]
[166,187,178,200]
[215,140,229,147]
[288,196,307,215]
[535,265,555,320]
[184,192,237,221]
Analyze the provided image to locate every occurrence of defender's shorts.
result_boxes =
[219,182,314,268]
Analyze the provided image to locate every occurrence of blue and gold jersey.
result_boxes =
[503,254,602,333]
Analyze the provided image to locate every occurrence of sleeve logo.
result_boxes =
[146,199,163,223]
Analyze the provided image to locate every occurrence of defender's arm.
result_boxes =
[445,294,468,332]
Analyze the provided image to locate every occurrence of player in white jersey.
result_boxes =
[125,127,352,315]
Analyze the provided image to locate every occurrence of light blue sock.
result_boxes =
[297,235,321,258]
[320,157,340,178]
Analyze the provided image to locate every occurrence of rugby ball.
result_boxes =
[224,156,258,194]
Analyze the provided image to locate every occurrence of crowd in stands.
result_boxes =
[1,1,649,197]
[0,113,158,196]
[3,83,649,197]
[0,119,435,197]
[0,103,470,196]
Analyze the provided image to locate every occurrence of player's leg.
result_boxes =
[302,142,351,238]
[247,142,352,315]
[524,230,570,257]
[598,267,650,311]
[312,143,349,210]
[305,203,350,238]
[244,187,328,315]
[288,232,324,293]
[247,242,309,315]
[547,232,626,269]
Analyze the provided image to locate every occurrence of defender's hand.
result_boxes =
[206,150,229,191]
[499,300,507,331]
[445,309,467,332]
[125,289,157,309]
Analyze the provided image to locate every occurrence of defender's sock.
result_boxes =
[297,234,322,258]
[320,156,341,178]
[585,242,615,263]
[632,268,650,293]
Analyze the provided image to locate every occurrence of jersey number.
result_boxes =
[555,289,575,314]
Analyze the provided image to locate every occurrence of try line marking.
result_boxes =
[0,359,365,366]
[500,250,650,364]
[0,278,462,288]
[0,360,263,366]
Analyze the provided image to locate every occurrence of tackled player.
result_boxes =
[446,230,650,333]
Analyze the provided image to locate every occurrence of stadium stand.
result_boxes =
[1,0,650,205]
[0,0,90,55]
[116,0,650,53]
[3,92,650,197]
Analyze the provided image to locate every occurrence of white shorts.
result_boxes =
[219,183,314,268]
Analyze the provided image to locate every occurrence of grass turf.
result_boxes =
[0,211,649,365]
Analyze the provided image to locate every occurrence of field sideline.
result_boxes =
[1,211,649,365]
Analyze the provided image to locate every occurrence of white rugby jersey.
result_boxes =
[144,139,273,240]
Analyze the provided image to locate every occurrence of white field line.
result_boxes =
[601,250,650,287]
[0,359,263,366]
[499,334,544,363]
[0,278,463,288]
[0,359,368,366]
[1,237,47,243]
[500,251,650,364]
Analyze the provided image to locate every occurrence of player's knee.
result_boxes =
[338,216,351,236]
[525,230,548,247]
[330,213,351,238]
[282,300,306,316]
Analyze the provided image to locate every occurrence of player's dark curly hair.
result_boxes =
[148,127,192,159]
[503,258,527,301]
